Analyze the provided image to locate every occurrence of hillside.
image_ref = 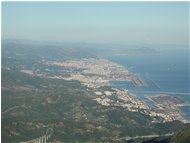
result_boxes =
[169,124,190,143]
[2,68,187,142]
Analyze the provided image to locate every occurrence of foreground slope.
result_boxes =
[2,69,186,142]
[169,124,190,143]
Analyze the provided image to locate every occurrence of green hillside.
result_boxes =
[2,69,187,142]
[169,124,190,143]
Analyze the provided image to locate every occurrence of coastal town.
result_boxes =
[20,58,189,123]
[93,88,189,123]
[146,94,189,123]
[45,58,144,88]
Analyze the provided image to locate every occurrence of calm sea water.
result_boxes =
[106,48,190,120]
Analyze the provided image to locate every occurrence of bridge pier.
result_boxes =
[44,136,47,143]
[41,136,43,143]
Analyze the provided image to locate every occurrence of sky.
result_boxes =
[1,2,189,46]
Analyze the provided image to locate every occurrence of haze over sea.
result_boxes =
[106,47,190,120]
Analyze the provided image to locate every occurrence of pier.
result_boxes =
[130,73,145,87]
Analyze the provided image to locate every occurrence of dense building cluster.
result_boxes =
[20,58,189,123]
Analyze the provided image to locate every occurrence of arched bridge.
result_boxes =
[20,128,53,143]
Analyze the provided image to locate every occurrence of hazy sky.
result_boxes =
[2,2,189,45]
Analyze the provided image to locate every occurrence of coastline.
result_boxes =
[19,57,190,123]
[105,53,189,123]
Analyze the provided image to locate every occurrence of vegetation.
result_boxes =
[169,124,190,143]
[2,69,187,142]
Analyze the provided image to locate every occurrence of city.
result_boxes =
[20,58,190,124]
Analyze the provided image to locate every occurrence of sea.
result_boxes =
[105,47,190,121]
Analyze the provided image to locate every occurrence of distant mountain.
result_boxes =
[1,39,117,61]
[138,46,157,52]
[132,47,158,54]
[110,46,159,56]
